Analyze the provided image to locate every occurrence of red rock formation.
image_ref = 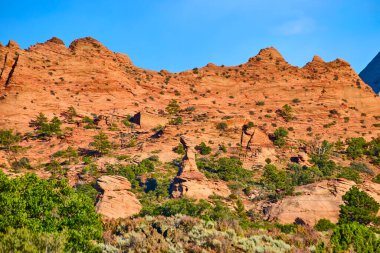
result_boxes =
[95,175,142,220]
[170,136,230,199]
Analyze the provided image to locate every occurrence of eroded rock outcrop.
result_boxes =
[95,175,141,219]
[170,136,230,199]
[266,178,380,225]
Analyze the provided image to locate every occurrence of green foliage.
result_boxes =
[276,224,297,234]
[165,99,180,115]
[262,164,294,197]
[287,163,322,186]
[102,215,292,253]
[0,227,67,253]
[106,158,156,188]
[173,142,185,155]
[169,116,183,125]
[337,167,362,183]
[83,116,97,129]
[90,131,112,155]
[0,129,22,163]
[310,141,336,176]
[140,198,211,217]
[367,137,380,165]
[339,186,379,225]
[346,137,367,159]
[314,219,336,232]
[53,146,79,164]
[75,183,98,202]
[197,157,253,182]
[373,174,380,184]
[0,172,102,251]
[216,122,228,131]
[11,157,32,170]
[349,162,373,175]
[330,222,380,253]
[273,127,288,148]
[30,113,62,138]
[278,104,293,121]
[195,142,212,155]
[0,129,21,152]
[66,106,77,123]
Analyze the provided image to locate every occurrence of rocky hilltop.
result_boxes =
[360,52,380,94]
[0,37,379,230]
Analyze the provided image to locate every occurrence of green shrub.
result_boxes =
[75,183,98,202]
[339,186,379,225]
[373,174,380,184]
[169,116,183,125]
[173,143,185,155]
[197,157,253,182]
[314,219,335,231]
[0,227,67,253]
[346,137,367,159]
[367,137,380,165]
[195,142,212,155]
[349,162,374,175]
[278,104,293,121]
[337,167,362,183]
[287,163,322,186]
[90,131,112,155]
[166,99,180,115]
[82,116,97,129]
[273,127,288,148]
[216,122,228,131]
[262,164,294,197]
[330,222,380,253]
[276,224,297,234]
[30,113,62,138]
[0,172,102,251]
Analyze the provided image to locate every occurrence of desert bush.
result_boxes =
[339,186,379,225]
[373,174,380,184]
[330,222,380,253]
[197,157,253,183]
[345,137,367,159]
[337,167,362,183]
[262,164,294,197]
[287,163,322,186]
[195,142,212,155]
[169,116,183,125]
[166,99,180,115]
[314,219,335,232]
[90,131,112,155]
[0,172,102,251]
[216,122,228,131]
[0,228,67,253]
[367,137,380,165]
[278,104,293,121]
[173,142,185,155]
[272,127,288,148]
[30,113,62,138]
[349,162,374,175]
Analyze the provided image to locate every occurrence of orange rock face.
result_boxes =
[267,178,380,225]
[95,175,142,220]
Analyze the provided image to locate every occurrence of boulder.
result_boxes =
[96,175,141,219]
[266,178,380,225]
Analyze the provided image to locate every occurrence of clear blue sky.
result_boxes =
[1,0,379,73]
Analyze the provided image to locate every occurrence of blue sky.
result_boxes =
[1,0,379,73]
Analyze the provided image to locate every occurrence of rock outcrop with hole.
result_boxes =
[95,175,142,219]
